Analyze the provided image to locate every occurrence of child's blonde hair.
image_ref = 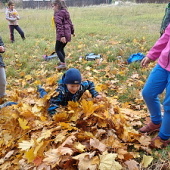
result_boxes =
[51,0,67,9]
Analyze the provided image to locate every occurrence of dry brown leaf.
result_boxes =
[125,159,139,170]
[73,152,97,170]
[90,138,107,152]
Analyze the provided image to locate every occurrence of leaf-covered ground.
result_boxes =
[0,3,170,170]
[0,57,165,170]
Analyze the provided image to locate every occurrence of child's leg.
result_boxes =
[142,64,167,124]
[0,67,6,97]
[55,40,67,63]
[158,72,170,140]
[15,25,25,40]
[9,25,15,42]
[60,43,67,58]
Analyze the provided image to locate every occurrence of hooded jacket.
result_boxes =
[147,24,170,71]
[54,8,74,42]
[0,37,5,67]
[48,77,99,115]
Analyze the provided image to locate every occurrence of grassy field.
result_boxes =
[0,3,165,99]
[1,2,170,168]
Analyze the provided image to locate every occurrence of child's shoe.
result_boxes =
[139,121,161,134]
[149,136,170,149]
[42,55,48,61]
[56,63,67,70]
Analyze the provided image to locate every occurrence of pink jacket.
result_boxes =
[147,24,170,71]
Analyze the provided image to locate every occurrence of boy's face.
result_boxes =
[66,84,80,94]
[9,4,14,10]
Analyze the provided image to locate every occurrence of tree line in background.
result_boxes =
[0,0,169,9]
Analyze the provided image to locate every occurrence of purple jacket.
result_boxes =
[147,24,170,71]
[54,8,74,42]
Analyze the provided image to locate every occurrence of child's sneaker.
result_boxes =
[139,121,161,134]
[56,63,67,70]
[42,55,48,61]
[149,136,170,149]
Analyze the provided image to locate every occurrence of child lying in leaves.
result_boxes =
[0,68,102,116]
[38,68,102,116]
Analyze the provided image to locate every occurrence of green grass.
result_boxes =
[0,3,169,167]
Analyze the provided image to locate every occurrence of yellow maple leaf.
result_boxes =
[81,99,99,117]
[18,118,30,130]
[99,153,122,170]
[24,148,35,163]
[25,75,32,81]
[46,75,58,86]
[141,155,153,168]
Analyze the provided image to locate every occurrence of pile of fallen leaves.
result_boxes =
[0,73,157,170]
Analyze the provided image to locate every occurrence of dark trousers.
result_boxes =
[55,40,67,63]
[9,25,25,41]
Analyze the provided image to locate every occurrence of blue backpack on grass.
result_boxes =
[127,53,145,64]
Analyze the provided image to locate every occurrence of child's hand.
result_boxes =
[0,46,5,52]
[61,37,66,43]
[95,94,102,101]
[141,57,152,67]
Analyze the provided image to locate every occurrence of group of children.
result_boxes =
[1,0,170,149]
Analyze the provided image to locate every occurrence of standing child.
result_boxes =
[5,1,25,43]
[0,36,6,102]
[139,24,170,148]
[52,0,74,70]
[38,68,102,116]
[160,2,170,36]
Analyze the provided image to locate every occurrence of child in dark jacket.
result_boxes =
[38,68,102,116]
[52,0,74,70]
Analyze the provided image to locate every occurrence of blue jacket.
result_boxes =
[48,80,99,115]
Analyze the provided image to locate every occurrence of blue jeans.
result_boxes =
[142,64,170,140]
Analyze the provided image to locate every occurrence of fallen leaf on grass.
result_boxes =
[99,153,122,170]
[125,159,139,170]
[141,155,153,168]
